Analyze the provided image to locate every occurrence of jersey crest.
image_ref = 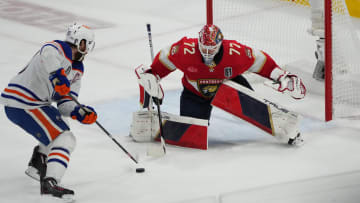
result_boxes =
[197,79,224,98]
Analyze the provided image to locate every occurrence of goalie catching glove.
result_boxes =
[266,67,306,99]
[71,105,97,124]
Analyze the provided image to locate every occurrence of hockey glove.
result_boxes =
[71,105,97,124]
[266,71,306,99]
[49,68,70,97]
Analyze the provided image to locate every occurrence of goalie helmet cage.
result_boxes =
[207,0,360,121]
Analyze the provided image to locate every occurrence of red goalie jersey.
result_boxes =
[150,37,280,99]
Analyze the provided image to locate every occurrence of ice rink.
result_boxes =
[1,0,360,202]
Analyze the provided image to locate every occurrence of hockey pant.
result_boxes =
[4,106,76,182]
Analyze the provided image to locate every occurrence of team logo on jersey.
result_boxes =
[224,67,233,78]
[197,79,224,98]
[171,45,179,55]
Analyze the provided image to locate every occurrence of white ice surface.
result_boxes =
[0,0,360,203]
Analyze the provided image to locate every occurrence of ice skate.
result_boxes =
[25,146,47,181]
[41,177,74,202]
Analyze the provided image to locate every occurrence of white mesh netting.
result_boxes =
[212,0,360,119]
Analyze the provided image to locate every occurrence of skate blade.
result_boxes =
[40,194,75,203]
[25,166,40,181]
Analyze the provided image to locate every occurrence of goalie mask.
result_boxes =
[198,24,223,65]
[65,22,95,55]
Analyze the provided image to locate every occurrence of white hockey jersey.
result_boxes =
[0,40,83,117]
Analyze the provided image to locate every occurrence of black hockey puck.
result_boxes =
[136,168,145,173]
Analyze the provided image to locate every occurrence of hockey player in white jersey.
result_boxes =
[0,22,97,201]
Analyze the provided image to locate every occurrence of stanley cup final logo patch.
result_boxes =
[224,67,233,78]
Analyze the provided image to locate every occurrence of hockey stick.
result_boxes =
[68,94,138,164]
[146,23,166,156]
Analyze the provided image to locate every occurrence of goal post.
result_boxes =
[207,0,360,121]
[324,0,333,121]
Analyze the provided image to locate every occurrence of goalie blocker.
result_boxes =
[130,111,208,149]
[211,80,303,145]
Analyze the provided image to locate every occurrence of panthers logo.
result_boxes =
[198,79,224,98]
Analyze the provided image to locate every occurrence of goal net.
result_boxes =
[209,0,360,121]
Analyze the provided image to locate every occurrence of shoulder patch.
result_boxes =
[171,45,179,56]
[244,47,252,58]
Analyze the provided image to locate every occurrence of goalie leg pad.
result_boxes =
[130,111,209,149]
[211,81,302,144]
[156,113,208,149]
[130,111,155,142]
[211,83,273,134]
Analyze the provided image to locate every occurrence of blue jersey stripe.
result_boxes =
[48,159,68,168]
[8,83,43,101]
[70,91,78,97]
[51,147,70,155]
[54,40,72,61]
[1,93,42,106]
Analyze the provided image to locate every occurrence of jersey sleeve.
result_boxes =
[150,38,185,78]
[247,48,280,79]
[39,45,64,74]
[57,61,84,117]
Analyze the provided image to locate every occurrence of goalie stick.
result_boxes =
[146,23,166,156]
[68,94,138,164]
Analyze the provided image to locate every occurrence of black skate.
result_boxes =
[41,177,74,201]
[25,146,47,181]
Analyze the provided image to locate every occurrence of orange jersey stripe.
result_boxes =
[29,109,61,140]
[48,152,70,162]
[4,88,38,102]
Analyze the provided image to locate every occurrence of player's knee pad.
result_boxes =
[50,131,76,153]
